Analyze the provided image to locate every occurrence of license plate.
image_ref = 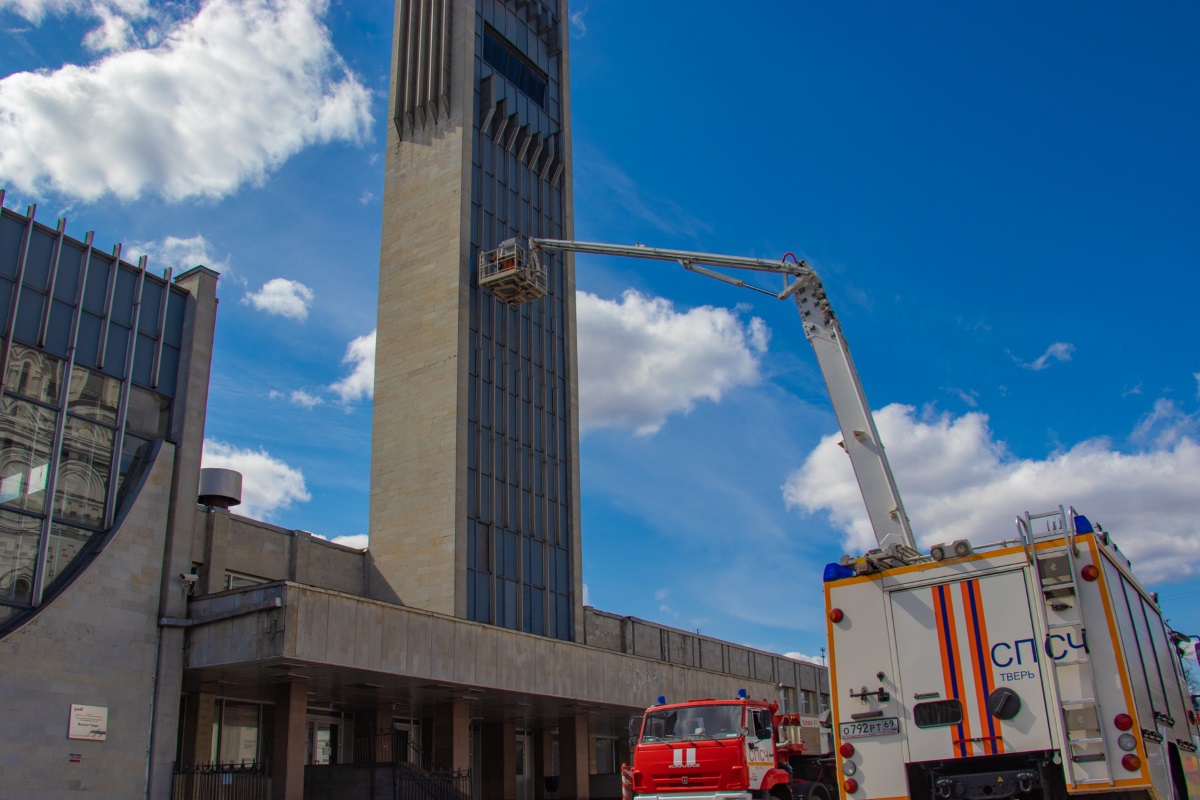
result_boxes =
[839,717,900,739]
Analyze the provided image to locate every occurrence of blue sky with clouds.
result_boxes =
[3,0,1199,666]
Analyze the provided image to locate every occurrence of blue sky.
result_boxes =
[2,1,1199,667]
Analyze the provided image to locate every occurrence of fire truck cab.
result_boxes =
[622,694,837,800]
[623,696,791,800]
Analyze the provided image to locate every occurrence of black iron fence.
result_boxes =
[304,729,471,800]
[171,761,270,800]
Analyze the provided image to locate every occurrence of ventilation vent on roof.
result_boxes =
[198,468,242,509]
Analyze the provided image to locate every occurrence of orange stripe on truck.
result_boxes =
[962,579,1004,755]
[934,584,973,757]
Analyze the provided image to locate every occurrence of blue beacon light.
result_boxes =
[656,696,666,706]
[737,688,748,699]
[823,562,856,582]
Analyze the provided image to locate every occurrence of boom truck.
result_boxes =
[478,239,1200,800]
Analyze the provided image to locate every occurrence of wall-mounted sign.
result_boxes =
[68,705,108,741]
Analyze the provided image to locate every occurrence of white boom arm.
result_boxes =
[526,238,916,554]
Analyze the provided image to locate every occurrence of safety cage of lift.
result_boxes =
[478,238,548,306]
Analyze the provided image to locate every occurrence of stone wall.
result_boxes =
[582,607,828,697]
[191,507,400,604]
[0,445,175,799]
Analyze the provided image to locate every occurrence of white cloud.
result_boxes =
[1017,341,1075,371]
[268,388,325,408]
[128,234,228,274]
[288,389,323,409]
[569,9,587,37]
[783,652,825,666]
[0,0,372,202]
[576,290,769,436]
[946,387,979,408]
[1,0,155,52]
[244,278,315,320]
[783,403,1200,584]
[325,533,367,549]
[330,329,375,403]
[1131,398,1200,450]
[201,438,310,520]
[1194,372,1200,400]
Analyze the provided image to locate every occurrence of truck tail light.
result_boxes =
[843,778,859,793]
[729,766,745,785]
[829,608,845,623]
[1081,564,1099,581]
[632,770,645,790]
[1114,713,1133,731]
[1118,733,1137,751]
[839,742,855,758]
[1122,754,1141,772]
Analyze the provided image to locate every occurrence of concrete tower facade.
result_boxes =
[371,0,582,641]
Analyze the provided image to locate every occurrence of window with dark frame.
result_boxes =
[913,699,964,728]
[482,25,547,109]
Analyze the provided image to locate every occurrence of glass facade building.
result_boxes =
[0,199,188,634]
[464,2,573,638]
[380,0,578,641]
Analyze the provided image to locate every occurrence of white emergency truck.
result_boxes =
[478,237,1200,800]
[825,508,1200,800]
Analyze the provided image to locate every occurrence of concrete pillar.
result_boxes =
[147,266,220,799]
[272,680,309,800]
[558,714,590,800]
[179,692,217,764]
[430,701,471,772]
[533,728,554,800]
[480,720,517,800]
[200,509,228,594]
[354,706,394,764]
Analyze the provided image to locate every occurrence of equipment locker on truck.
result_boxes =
[826,508,1200,800]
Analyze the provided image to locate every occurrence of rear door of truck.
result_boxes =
[890,568,1053,762]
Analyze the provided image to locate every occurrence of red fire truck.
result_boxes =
[620,692,838,800]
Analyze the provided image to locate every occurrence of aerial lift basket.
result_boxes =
[478,238,547,305]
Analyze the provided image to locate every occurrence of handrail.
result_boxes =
[1067,505,1081,556]
[1016,515,1033,564]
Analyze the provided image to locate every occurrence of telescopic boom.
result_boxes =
[478,237,917,555]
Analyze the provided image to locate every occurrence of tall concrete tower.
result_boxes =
[371,0,581,641]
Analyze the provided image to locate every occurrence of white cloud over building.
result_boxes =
[201,438,311,519]
[783,402,1200,584]
[0,0,372,202]
[576,289,769,436]
[244,278,315,320]
[330,329,376,403]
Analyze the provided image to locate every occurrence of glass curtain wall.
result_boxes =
[465,2,575,640]
[0,201,186,633]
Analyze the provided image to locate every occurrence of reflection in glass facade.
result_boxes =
[464,4,574,639]
[0,198,189,633]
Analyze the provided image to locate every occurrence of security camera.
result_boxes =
[180,573,199,584]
